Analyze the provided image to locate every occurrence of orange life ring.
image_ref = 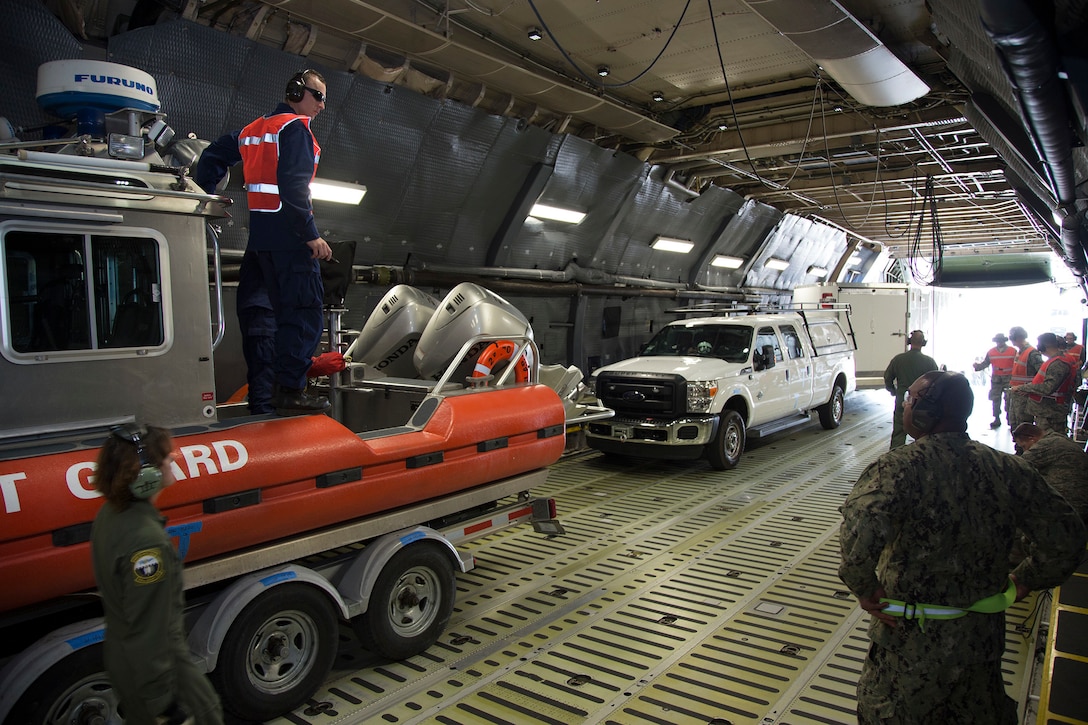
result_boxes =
[472,340,529,383]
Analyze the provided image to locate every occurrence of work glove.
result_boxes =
[309,351,346,377]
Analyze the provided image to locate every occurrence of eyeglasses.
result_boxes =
[302,86,327,104]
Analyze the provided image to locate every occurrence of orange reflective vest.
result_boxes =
[985,346,1015,380]
[239,113,320,212]
[1028,353,1079,405]
[1011,346,1038,385]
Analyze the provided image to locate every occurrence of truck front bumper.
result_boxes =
[585,415,717,458]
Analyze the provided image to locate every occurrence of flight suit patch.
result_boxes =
[131,548,165,585]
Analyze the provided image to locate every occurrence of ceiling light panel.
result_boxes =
[652,236,694,253]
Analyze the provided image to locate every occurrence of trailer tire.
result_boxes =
[9,643,122,725]
[213,583,338,721]
[818,383,845,429]
[707,409,745,470]
[353,542,456,660]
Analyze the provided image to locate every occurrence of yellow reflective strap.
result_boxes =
[878,580,1016,632]
[965,579,1016,614]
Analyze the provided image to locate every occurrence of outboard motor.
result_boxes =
[345,285,439,378]
[414,282,534,381]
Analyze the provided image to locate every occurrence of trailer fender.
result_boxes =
[187,564,349,672]
[337,526,470,615]
[0,618,104,724]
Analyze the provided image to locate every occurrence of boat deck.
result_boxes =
[257,389,1081,725]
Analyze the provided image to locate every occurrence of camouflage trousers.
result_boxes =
[1028,400,1070,436]
[857,643,1017,725]
[1007,393,1031,429]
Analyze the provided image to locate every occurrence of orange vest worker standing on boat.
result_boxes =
[197,70,333,416]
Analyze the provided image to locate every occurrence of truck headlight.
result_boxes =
[686,380,718,413]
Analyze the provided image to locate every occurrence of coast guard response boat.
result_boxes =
[0,61,587,723]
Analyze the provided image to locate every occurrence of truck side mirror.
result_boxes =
[759,345,776,370]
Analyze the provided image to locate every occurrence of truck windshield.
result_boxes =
[639,324,753,363]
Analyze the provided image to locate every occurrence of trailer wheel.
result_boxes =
[707,409,745,470]
[213,584,338,721]
[818,383,845,429]
[9,643,123,725]
[353,542,456,660]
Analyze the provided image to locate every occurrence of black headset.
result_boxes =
[909,372,955,434]
[286,70,315,103]
[110,424,164,499]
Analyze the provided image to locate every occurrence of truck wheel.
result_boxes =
[353,542,456,660]
[213,584,338,721]
[818,384,845,429]
[8,643,123,725]
[707,409,745,470]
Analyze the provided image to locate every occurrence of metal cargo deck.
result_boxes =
[263,390,1048,725]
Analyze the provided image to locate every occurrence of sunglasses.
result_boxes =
[302,86,327,104]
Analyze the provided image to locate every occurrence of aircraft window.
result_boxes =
[780,325,805,359]
[755,326,784,362]
[2,228,166,359]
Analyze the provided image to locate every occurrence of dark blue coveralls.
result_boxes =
[197,103,324,414]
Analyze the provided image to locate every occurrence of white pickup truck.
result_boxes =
[586,307,857,469]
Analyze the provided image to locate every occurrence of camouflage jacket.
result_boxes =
[1022,431,1088,524]
[839,432,1085,664]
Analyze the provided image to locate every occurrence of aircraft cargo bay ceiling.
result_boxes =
[84,1,1088,281]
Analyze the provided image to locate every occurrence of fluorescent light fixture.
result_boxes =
[711,255,744,269]
[652,91,665,102]
[529,204,586,224]
[597,65,610,77]
[765,257,790,271]
[527,27,542,41]
[651,236,694,254]
[807,265,828,277]
[310,179,367,205]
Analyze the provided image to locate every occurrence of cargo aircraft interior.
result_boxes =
[1,0,1086,723]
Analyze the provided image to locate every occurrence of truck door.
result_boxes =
[778,323,814,412]
[750,326,792,421]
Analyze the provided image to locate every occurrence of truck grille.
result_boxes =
[596,372,685,416]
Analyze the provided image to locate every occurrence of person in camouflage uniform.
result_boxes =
[883,330,938,449]
[1012,422,1088,525]
[91,425,224,725]
[1011,332,1080,435]
[1007,326,1043,429]
[839,371,1085,725]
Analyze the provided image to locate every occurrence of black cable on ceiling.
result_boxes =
[524,0,692,88]
[882,164,920,239]
[906,175,944,285]
[705,0,790,192]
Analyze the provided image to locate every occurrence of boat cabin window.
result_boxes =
[2,227,166,360]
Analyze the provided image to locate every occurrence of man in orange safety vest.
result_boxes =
[973,333,1015,428]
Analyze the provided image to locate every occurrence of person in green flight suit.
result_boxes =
[90,424,224,725]
[882,330,938,449]
[839,371,1085,724]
